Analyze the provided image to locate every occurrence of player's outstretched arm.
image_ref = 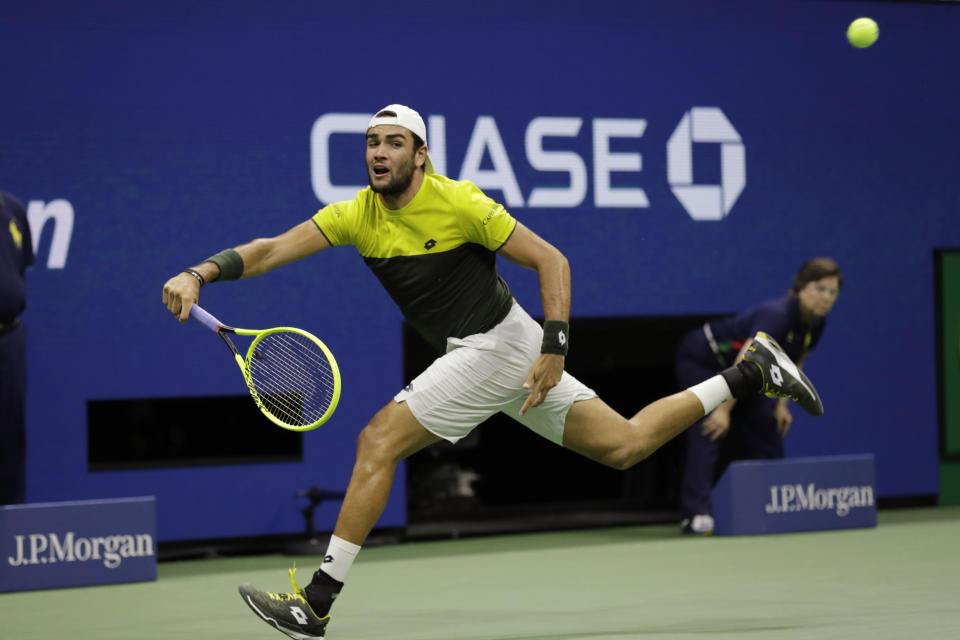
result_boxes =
[231,219,332,278]
[162,219,331,321]
[498,222,571,414]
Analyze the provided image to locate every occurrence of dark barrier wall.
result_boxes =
[2,0,957,540]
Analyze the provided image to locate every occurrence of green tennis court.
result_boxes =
[3,507,958,639]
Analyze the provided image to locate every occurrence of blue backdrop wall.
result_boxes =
[2,0,957,541]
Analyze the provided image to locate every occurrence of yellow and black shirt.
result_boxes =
[312,174,518,353]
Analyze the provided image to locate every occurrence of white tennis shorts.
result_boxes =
[394,303,596,445]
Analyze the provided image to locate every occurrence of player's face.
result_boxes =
[366,125,422,196]
[797,275,840,318]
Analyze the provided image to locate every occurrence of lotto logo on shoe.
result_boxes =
[769,364,783,387]
[289,606,310,625]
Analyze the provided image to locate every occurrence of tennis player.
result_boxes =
[161,104,823,640]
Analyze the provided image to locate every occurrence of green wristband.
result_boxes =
[204,249,244,282]
[541,320,569,356]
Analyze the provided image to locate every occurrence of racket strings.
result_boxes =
[246,332,337,426]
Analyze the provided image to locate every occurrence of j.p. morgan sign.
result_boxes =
[1,497,156,592]
[712,455,877,536]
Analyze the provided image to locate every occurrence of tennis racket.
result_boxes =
[189,304,341,432]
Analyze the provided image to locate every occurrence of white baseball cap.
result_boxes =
[367,104,434,174]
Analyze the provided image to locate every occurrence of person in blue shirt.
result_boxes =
[0,190,33,505]
[674,257,842,535]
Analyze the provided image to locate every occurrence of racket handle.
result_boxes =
[189,304,222,332]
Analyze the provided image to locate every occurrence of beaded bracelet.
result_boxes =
[182,268,205,286]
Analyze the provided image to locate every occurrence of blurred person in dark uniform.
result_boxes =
[674,257,842,535]
[0,190,33,504]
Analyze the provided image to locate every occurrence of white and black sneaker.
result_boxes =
[743,332,823,417]
[238,566,337,640]
[681,514,715,536]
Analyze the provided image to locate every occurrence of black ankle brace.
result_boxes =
[304,569,344,617]
[720,361,763,399]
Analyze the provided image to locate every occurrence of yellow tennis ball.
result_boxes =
[847,17,879,48]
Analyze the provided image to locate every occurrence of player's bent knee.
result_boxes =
[597,441,655,471]
[566,439,623,470]
[602,448,643,471]
[355,422,395,465]
[355,413,421,468]
[568,425,654,470]
[565,400,655,470]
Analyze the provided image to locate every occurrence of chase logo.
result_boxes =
[667,108,746,221]
[312,108,746,220]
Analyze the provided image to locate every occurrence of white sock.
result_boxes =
[319,534,361,583]
[687,376,733,414]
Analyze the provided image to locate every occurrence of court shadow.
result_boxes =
[460,615,823,639]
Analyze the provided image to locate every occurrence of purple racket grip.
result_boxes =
[189,304,223,332]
